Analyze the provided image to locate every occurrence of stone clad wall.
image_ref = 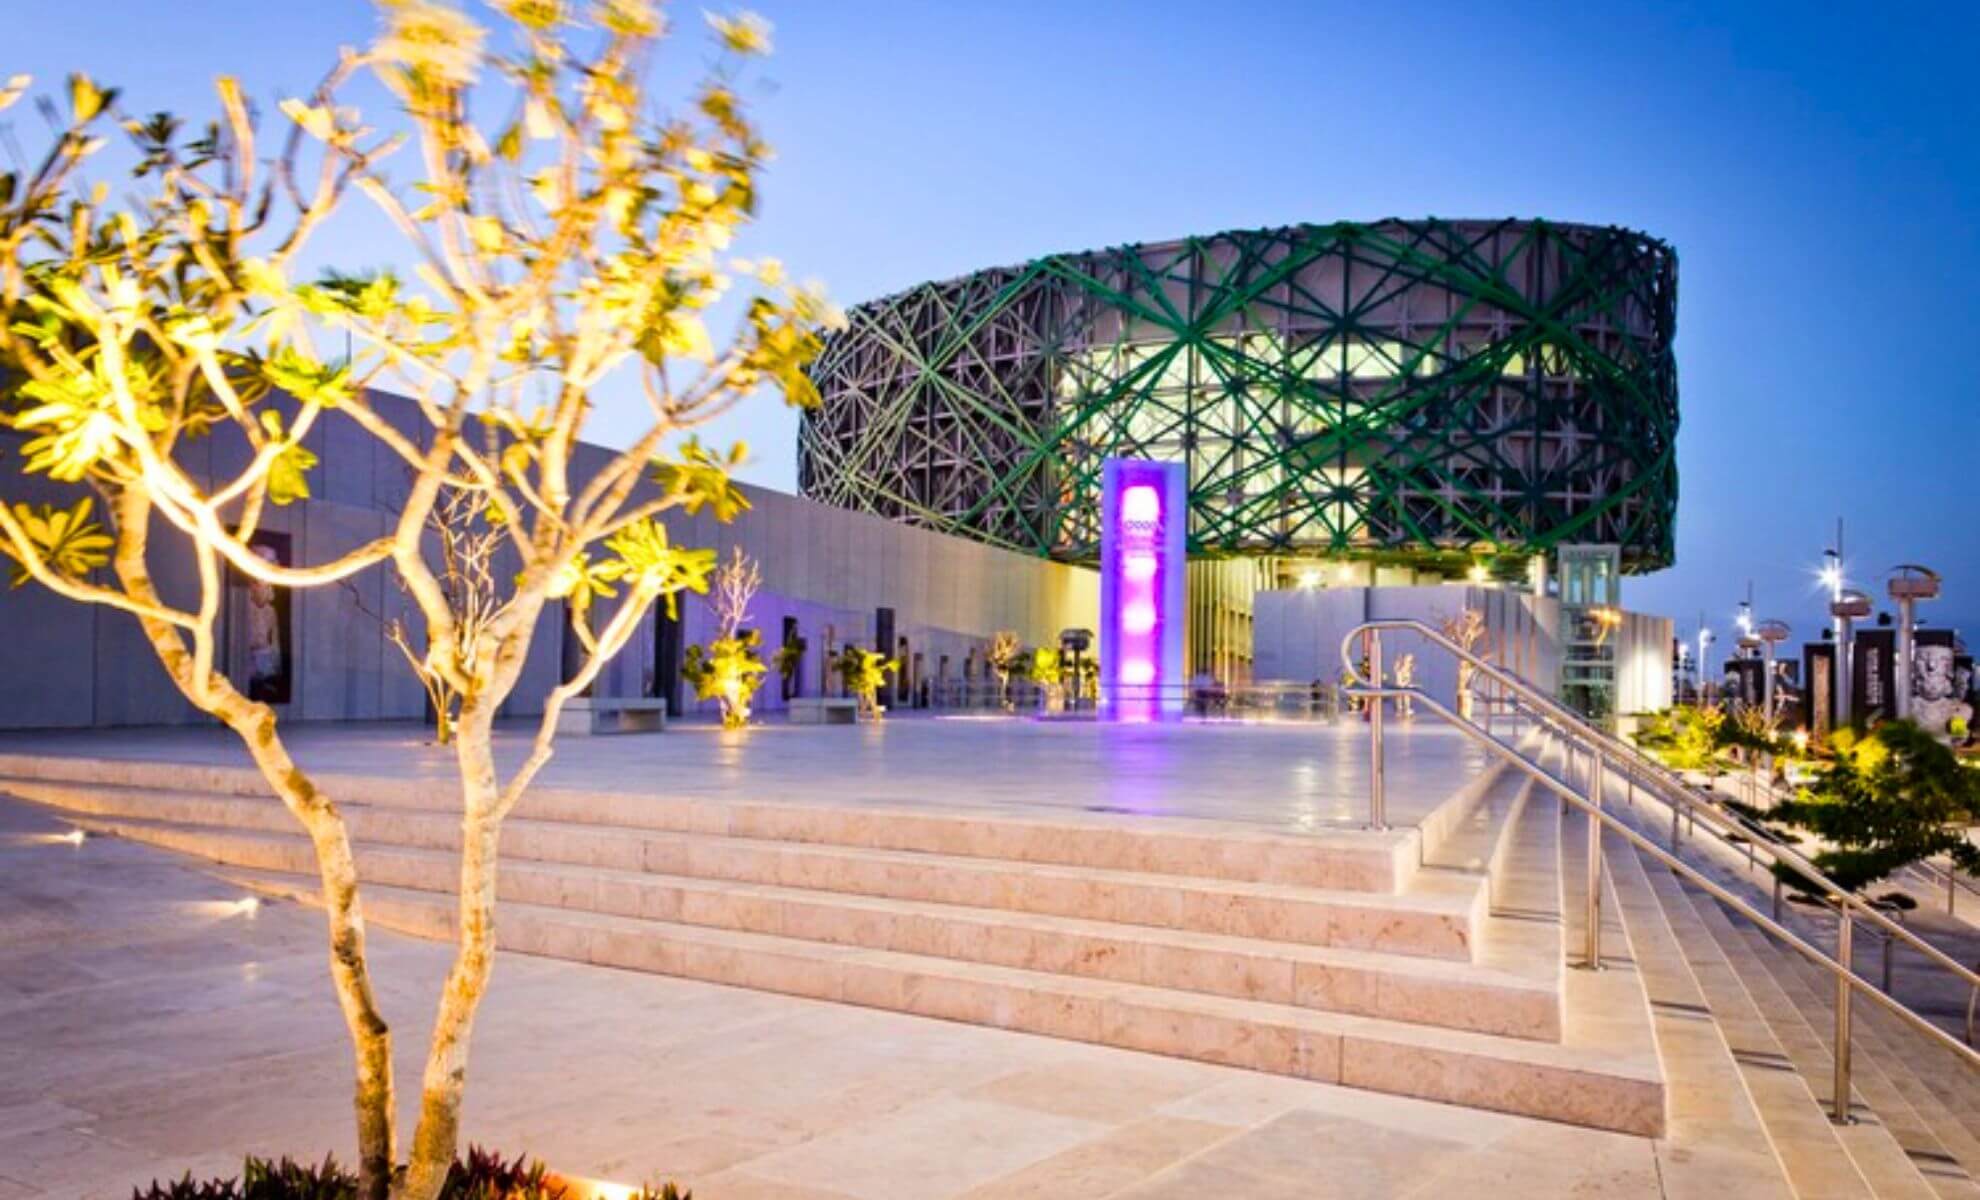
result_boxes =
[0,396,1099,730]
[1252,584,1673,716]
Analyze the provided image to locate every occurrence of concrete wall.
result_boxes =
[0,397,1098,730]
[1253,585,1560,712]
[1253,585,1672,717]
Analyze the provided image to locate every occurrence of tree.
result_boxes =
[833,644,895,718]
[1761,721,1980,893]
[986,629,1020,710]
[682,628,766,729]
[772,632,806,701]
[1633,704,1730,773]
[681,546,764,728]
[1439,608,1489,721]
[1026,645,1062,710]
[349,482,500,746]
[0,7,826,1199]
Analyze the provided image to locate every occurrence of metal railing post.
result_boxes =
[1562,740,1575,815]
[1585,749,1604,970]
[1834,912,1854,1124]
[1881,931,1894,995]
[1367,629,1387,831]
[1773,873,1783,923]
[1671,792,1682,851]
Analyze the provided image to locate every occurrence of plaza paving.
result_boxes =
[0,715,1488,832]
[0,794,1663,1200]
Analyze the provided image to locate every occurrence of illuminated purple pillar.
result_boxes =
[1100,458,1187,721]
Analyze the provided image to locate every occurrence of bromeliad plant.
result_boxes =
[0,6,827,1200]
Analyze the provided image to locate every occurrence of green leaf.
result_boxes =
[260,410,318,506]
[652,437,751,522]
[3,497,112,587]
[261,346,355,408]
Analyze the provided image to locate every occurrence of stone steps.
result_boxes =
[1607,829,1798,1199]
[69,810,1561,1040]
[10,780,1485,960]
[1689,883,1953,1200]
[1732,917,1980,1197]
[0,752,1669,1135]
[1639,841,1934,1200]
[0,755,1417,892]
[212,865,1663,1134]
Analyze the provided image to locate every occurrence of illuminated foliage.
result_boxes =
[0,8,822,1199]
[833,644,897,717]
[1765,721,1980,893]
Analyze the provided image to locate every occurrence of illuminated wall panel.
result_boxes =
[1101,458,1186,721]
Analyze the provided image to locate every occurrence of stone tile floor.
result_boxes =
[0,715,1488,833]
[0,794,1663,1199]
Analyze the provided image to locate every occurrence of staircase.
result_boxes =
[1608,806,1980,1199]
[0,747,1664,1135]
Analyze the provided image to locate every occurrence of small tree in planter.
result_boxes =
[681,547,763,728]
[1439,608,1490,721]
[683,628,766,729]
[986,629,1021,710]
[773,633,806,701]
[349,483,500,746]
[833,644,896,718]
[0,9,825,1199]
[1026,646,1063,712]
[1633,704,1730,773]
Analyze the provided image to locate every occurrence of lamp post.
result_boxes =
[1887,565,1941,722]
[1823,543,1846,726]
[1831,588,1872,729]
[1696,627,1715,703]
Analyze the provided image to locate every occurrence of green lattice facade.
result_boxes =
[798,218,1677,575]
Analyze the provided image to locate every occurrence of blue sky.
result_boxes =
[10,1,1980,647]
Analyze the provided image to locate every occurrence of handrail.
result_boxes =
[1341,618,1980,1001]
[1347,682,1980,1102]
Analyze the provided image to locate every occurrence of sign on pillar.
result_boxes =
[1100,458,1186,721]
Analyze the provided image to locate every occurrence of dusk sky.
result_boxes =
[11,1,1979,649]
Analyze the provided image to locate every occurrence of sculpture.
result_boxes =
[1912,643,1973,742]
[1393,652,1416,718]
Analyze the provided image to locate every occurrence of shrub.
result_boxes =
[131,1149,688,1200]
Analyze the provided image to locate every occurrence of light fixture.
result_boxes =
[1122,602,1157,635]
[1467,562,1489,584]
[1297,568,1322,591]
[1335,562,1354,583]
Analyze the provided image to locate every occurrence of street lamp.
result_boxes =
[1697,627,1715,701]
[1831,587,1872,727]
[1887,565,1941,722]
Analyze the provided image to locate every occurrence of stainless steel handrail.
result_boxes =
[1347,681,1980,1119]
[1341,619,1980,1002]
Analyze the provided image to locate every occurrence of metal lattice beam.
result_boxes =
[798,218,1679,573]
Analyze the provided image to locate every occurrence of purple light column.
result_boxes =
[1100,458,1186,721]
